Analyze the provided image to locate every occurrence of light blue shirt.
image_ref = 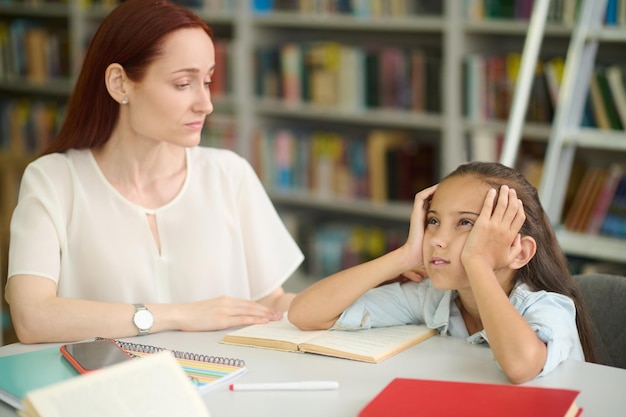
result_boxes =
[333,279,584,378]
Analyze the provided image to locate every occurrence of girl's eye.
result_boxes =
[426,217,438,226]
[459,219,474,227]
[204,81,211,88]
[176,83,190,90]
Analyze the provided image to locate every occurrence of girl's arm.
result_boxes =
[288,185,437,331]
[6,274,284,344]
[461,186,545,384]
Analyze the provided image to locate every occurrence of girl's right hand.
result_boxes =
[401,184,438,275]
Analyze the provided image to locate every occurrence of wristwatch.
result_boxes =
[132,303,154,336]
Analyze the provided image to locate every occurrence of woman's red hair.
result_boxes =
[44,0,212,155]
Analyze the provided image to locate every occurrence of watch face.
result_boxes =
[134,309,154,329]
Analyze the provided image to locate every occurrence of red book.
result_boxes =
[359,378,582,417]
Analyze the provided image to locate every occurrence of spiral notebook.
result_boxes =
[103,338,247,393]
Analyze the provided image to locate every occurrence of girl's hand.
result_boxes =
[461,185,525,271]
[401,184,438,276]
[401,265,429,282]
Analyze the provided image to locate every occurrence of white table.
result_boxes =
[1,330,625,416]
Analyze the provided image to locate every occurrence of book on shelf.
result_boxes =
[385,142,436,201]
[280,42,303,105]
[544,56,565,109]
[251,0,273,14]
[564,166,605,232]
[338,45,366,110]
[19,351,210,417]
[605,65,626,128]
[586,164,624,234]
[605,0,619,25]
[600,173,626,238]
[527,60,553,123]
[254,46,281,99]
[409,48,426,112]
[379,46,410,109]
[221,317,437,364]
[596,68,624,130]
[573,168,609,232]
[589,70,612,130]
[209,39,231,98]
[464,53,487,122]
[367,129,411,202]
[307,42,341,106]
[358,378,582,417]
[306,223,406,278]
[464,52,557,124]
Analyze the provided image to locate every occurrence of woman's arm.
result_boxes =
[288,185,437,331]
[462,186,545,384]
[6,274,285,344]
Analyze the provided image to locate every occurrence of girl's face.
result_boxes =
[126,28,215,148]
[423,175,491,290]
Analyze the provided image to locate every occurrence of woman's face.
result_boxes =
[423,175,492,290]
[126,28,215,148]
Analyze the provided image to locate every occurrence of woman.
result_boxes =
[6,0,303,343]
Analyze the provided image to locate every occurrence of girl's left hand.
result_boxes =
[461,185,526,270]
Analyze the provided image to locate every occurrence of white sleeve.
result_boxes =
[8,157,69,283]
[235,157,304,300]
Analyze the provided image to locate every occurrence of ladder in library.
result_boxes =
[538,0,626,262]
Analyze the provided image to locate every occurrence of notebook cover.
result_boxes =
[0,346,78,409]
[358,378,581,417]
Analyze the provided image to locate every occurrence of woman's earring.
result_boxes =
[121,97,129,104]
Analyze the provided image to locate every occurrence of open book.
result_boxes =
[19,351,211,417]
[221,318,437,363]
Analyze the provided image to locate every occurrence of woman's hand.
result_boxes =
[177,296,283,332]
[461,185,525,271]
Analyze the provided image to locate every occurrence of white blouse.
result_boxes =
[8,147,304,303]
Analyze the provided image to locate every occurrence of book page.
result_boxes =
[20,351,210,417]
[300,325,437,363]
[221,318,330,350]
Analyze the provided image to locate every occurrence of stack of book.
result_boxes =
[564,164,626,238]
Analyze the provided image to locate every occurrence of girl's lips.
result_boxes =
[430,257,449,267]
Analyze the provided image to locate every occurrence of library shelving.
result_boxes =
[3,0,624,341]
[539,0,626,273]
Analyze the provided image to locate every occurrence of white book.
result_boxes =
[19,351,211,417]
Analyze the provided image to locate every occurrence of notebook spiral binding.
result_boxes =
[96,337,245,367]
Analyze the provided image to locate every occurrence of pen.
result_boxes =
[228,381,339,391]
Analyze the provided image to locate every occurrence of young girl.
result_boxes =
[288,161,596,384]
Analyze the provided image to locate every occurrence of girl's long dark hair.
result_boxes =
[444,161,598,363]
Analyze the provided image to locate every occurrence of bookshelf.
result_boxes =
[3,0,620,341]
[539,0,626,273]
[248,0,580,277]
